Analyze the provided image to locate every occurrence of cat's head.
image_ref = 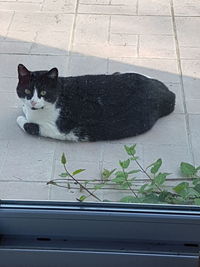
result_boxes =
[16,64,59,110]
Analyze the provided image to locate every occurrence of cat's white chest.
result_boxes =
[23,103,79,141]
[25,103,59,125]
[24,103,65,140]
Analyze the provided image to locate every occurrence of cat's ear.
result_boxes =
[18,64,30,78]
[46,68,58,80]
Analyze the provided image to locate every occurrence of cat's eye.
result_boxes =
[25,89,31,94]
[41,91,46,96]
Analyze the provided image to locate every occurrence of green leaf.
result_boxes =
[115,171,128,179]
[120,181,132,189]
[78,195,87,202]
[112,176,125,184]
[150,159,162,174]
[187,188,200,198]
[128,169,140,174]
[174,181,199,199]
[142,194,160,204]
[138,183,156,194]
[192,178,200,186]
[195,166,200,172]
[119,159,130,169]
[120,196,137,203]
[61,153,67,165]
[124,145,136,156]
[59,172,69,177]
[173,182,189,197]
[154,172,170,185]
[171,197,189,205]
[194,184,200,194]
[158,191,174,202]
[72,169,85,176]
[194,198,200,205]
[180,162,196,177]
[138,184,149,193]
[173,182,189,193]
[102,168,116,180]
[120,195,161,204]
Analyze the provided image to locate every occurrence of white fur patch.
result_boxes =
[25,87,45,109]
[21,101,79,141]
[32,88,39,102]
[65,130,79,142]
[17,116,28,131]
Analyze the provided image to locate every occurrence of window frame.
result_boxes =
[0,200,199,266]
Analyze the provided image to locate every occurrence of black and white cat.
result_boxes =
[16,64,175,142]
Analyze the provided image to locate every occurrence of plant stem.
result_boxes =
[48,178,68,183]
[122,168,138,197]
[50,183,70,189]
[134,158,162,192]
[63,164,102,202]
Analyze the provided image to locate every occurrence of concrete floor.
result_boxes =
[0,0,199,202]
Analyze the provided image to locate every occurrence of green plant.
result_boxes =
[47,145,200,205]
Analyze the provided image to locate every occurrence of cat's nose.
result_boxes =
[31,100,37,106]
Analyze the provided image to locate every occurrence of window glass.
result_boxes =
[0,0,199,207]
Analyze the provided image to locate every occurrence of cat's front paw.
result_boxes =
[17,116,28,131]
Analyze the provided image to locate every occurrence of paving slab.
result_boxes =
[0,11,14,36]
[78,0,137,15]
[188,115,200,165]
[0,2,42,12]
[74,14,110,44]
[42,0,76,13]
[173,0,200,16]
[138,0,171,16]
[0,182,49,200]
[139,34,176,59]
[110,16,173,35]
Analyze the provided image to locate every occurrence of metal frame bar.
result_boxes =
[0,201,199,267]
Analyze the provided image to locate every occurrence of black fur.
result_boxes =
[17,65,59,104]
[56,73,175,141]
[17,66,176,142]
[24,123,40,136]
